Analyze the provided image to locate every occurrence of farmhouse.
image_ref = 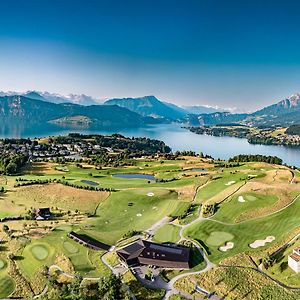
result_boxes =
[35,207,52,220]
[68,231,111,251]
[288,247,300,272]
[117,240,190,269]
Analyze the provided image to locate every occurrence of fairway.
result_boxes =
[85,188,182,244]
[185,188,300,262]
[213,191,279,223]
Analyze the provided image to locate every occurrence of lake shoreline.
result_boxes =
[1,123,300,166]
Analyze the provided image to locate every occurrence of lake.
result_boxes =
[1,122,300,167]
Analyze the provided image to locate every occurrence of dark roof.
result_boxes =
[117,240,190,268]
[69,231,110,251]
[36,207,51,218]
[37,207,51,214]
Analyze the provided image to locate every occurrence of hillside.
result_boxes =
[187,112,248,126]
[189,94,300,127]
[182,105,222,114]
[254,94,300,117]
[0,95,150,128]
[104,95,186,120]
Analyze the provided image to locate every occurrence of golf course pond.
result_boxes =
[112,173,155,180]
[188,168,208,172]
[80,180,99,186]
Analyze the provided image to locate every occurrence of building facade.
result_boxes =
[288,247,300,273]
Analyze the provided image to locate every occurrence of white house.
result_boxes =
[288,247,300,273]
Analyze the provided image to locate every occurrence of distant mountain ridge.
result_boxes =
[104,95,224,120]
[0,95,151,128]
[0,91,226,120]
[190,93,300,127]
[0,91,102,106]
[2,90,300,127]
[253,93,300,116]
[104,95,185,120]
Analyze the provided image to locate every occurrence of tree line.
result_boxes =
[14,178,116,192]
[228,154,282,165]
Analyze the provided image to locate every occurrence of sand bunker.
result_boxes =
[152,206,157,210]
[249,236,275,249]
[147,192,155,197]
[136,213,142,217]
[248,174,257,177]
[238,196,245,203]
[225,181,236,186]
[219,242,234,252]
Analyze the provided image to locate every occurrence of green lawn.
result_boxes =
[83,188,181,245]
[184,191,300,262]
[213,192,278,223]
[195,172,249,203]
[18,226,110,280]
[153,224,181,243]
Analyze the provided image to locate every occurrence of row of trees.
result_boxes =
[228,154,282,165]
[14,178,116,192]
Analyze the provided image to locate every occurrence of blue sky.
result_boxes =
[1,0,300,110]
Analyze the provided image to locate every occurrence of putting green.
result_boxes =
[0,259,5,269]
[245,195,257,201]
[63,241,79,254]
[206,231,234,246]
[31,244,49,260]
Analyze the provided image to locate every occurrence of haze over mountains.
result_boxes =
[0,91,102,106]
[0,91,300,128]
[0,91,224,119]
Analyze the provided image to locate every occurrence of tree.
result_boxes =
[67,274,83,300]
[98,274,130,300]
[5,162,17,174]
[262,253,274,269]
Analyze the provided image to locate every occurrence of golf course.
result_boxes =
[1,156,300,299]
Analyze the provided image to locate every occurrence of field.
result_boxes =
[4,183,109,215]
[1,158,300,299]
[176,266,300,299]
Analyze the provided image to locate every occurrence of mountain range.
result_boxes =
[0,91,224,120]
[0,91,300,128]
[0,95,151,128]
[0,91,102,106]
